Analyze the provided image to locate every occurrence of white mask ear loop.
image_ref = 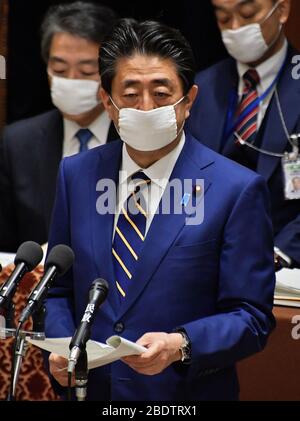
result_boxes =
[260,0,283,46]
[108,96,122,136]
[254,0,283,54]
[260,0,283,38]
[174,96,187,136]
[260,0,282,26]
[109,96,120,111]
[173,96,185,107]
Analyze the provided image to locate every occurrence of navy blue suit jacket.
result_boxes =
[187,47,300,267]
[44,134,275,400]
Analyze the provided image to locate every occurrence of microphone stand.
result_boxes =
[32,305,46,334]
[2,299,15,330]
[0,301,15,345]
[75,349,88,401]
[8,305,46,401]
[9,329,27,400]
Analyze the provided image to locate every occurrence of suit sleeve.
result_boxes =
[44,158,76,338]
[42,159,78,398]
[273,110,300,268]
[181,175,276,370]
[0,129,19,252]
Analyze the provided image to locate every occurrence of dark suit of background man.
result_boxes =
[0,2,118,252]
[45,18,275,401]
[187,0,300,270]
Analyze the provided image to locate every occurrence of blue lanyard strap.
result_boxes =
[224,56,287,140]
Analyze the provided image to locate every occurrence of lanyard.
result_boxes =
[223,57,287,142]
[233,88,299,159]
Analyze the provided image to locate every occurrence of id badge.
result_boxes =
[282,156,300,200]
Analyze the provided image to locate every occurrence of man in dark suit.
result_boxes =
[187,0,300,270]
[0,2,118,252]
[45,18,275,401]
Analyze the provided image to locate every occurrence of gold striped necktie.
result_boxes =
[112,171,151,300]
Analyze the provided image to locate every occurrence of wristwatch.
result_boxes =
[178,330,191,363]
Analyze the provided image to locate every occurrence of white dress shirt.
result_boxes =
[114,133,185,237]
[62,110,111,157]
[237,38,288,129]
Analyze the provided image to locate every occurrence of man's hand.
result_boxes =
[49,353,75,387]
[122,332,183,375]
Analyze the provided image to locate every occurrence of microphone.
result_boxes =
[0,241,43,309]
[68,278,109,373]
[18,244,74,326]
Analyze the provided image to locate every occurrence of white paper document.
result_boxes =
[275,268,300,308]
[27,336,147,369]
[0,252,15,268]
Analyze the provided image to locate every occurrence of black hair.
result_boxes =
[41,1,117,62]
[99,18,196,95]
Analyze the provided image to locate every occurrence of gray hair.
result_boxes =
[41,1,117,62]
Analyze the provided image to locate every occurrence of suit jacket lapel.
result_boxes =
[116,135,213,319]
[220,63,243,157]
[90,141,123,313]
[257,48,300,180]
[38,110,63,230]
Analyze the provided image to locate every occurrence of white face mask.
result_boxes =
[110,97,185,151]
[221,0,282,63]
[49,73,100,115]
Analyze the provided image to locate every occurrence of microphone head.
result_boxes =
[90,278,109,300]
[45,244,75,276]
[14,241,43,271]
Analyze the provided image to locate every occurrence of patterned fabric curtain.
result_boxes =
[0,266,59,400]
[0,0,8,130]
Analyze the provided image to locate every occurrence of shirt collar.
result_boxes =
[237,38,288,95]
[63,110,111,144]
[63,118,81,144]
[119,132,185,189]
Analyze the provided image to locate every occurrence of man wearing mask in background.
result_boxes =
[187,0,300,271]
[0,2,117,252]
